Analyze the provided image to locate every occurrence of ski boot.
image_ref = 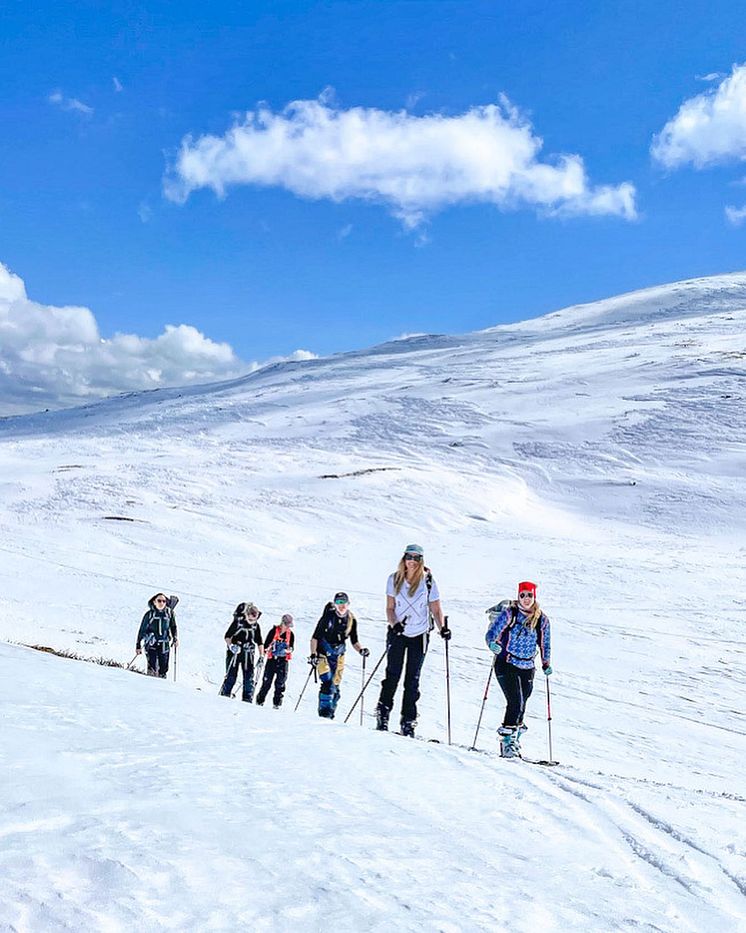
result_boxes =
[400,720,416,738]
[498,726,520,759]
[513,722,527,756]
[375,703,390,732]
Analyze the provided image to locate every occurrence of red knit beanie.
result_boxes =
[518,581,537,596]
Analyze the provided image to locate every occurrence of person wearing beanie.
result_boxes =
[220,602,264,702]
[375,544,450,738]
[256,614,295,708]
[135,593,179,678]
[309,592,369,719]
[484,581,552,758]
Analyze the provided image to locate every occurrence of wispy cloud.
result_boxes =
[725,204,746,226]
[113,76,123,93]
[0,262,316,415]
[651,63,746,168]
[49,89,94,116]
[164,95,637,227]
[405,90,426,110]
[137,201,152,223]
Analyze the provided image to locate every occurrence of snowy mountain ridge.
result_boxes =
[1,272,745,931]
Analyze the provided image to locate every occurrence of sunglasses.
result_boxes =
[403,554,423,562]
[154,598,167,604]
[518,591,535,599]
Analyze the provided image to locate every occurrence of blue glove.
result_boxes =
[543,664,553,676]
[229,644,240,655]
[488,640,502,656]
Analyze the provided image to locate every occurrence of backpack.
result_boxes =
[320,603,354,644]
[425,569,434,632]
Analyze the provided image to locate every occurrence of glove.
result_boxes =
[308,654,319,667]
[488,640,502,656]
[360,647,370,658]
[543,664,553,676]
[391,621,405,636]
[229,644,240,654]
[440,626,452,641]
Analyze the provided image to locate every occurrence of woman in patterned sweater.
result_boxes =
[485,581,552,758]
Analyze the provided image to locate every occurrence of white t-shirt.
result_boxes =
[386,572,441,637]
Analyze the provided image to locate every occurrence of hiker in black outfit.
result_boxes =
[220,602,264,702]
[310,592,369,719]
[136,593,178,678]
[256,614,295,708]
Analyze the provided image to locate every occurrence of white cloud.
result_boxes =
[725,204,746,225]
[652,64,746,168]
[113,76,123,93]
[49,89,94,116]
[165,96,637,226]
[0,263,316,415]
[138,201,153,223]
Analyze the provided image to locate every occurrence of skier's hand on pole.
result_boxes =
[543,664,553,676]
[439,624,452,641]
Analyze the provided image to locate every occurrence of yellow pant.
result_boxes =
[317,651,346,685]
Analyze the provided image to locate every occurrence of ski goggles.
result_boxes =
[334,597,349,605]
[518,591,535,599]
[403,553,423,562]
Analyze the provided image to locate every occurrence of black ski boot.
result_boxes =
[375,703,390,731]
[400,720,416,738]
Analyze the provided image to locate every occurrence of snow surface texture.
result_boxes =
[1,273,745,931]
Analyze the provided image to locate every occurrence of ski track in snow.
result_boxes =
[1,274,746,931]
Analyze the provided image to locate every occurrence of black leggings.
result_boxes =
[494,659,534,728]
[377,631,429,724]
[256,658,289,707]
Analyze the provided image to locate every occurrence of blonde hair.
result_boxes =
[513,598,542,630]
[393,557,425,598]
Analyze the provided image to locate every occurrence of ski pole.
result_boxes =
[173,644,178,683]
[546,675,553,761]
[443,616,452,745]
[344,641,389,724]
[470,660,494,750]
[294,662,315,712]
[359,651,367,726]
[126,654,138,670]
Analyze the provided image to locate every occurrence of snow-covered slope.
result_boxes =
[1,273,745,930]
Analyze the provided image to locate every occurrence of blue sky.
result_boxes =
[2,0,746,406]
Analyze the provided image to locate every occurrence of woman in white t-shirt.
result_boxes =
[375,543,450,737]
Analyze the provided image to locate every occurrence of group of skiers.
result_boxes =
[135,544,552,757]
